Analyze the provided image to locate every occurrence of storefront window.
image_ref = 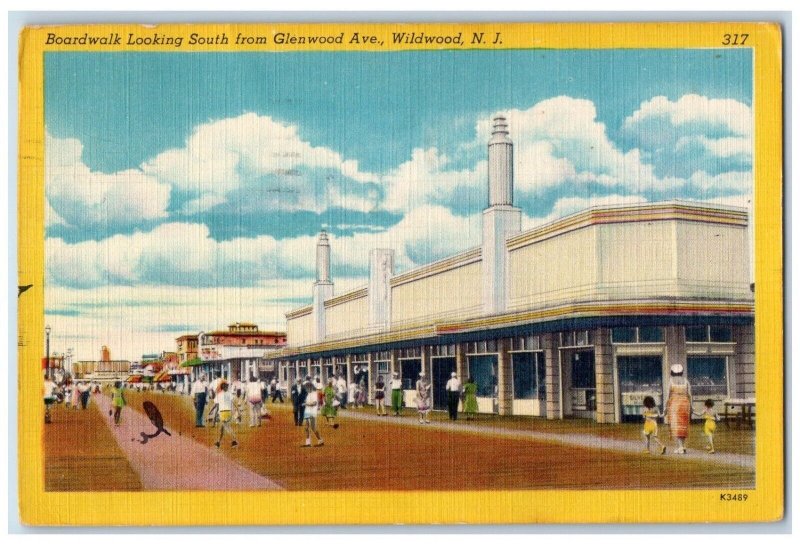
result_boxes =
[400,359,421,390]
[638,326,664,343]
[512,352,546,401]
[469,355,498,397]
[612,327,636,343]
[687,356,728,397]
[686,326,708,342]
[686,325,733,343]
[617,355,663,421]
[710,326,733,342]
[612,327,663,343]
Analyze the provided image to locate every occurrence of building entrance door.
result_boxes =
[563,349,596,418]
[618,355,664,422]
[432,357,456,410]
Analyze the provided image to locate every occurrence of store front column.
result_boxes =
[497,338,513,416]
[543,333,561,419]
[367,353,375,402]
[733,324,754,398]
[593,328,616,423]
[420,345,429,376]
[455,343,467,383]
[346,354,353,387]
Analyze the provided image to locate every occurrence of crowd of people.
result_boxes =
[43,376,102,422]
[43,364,724,456]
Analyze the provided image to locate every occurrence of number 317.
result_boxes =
[723,34,749,45]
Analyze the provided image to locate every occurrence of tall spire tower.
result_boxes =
[482,116,522,314]
[312,230,334,343]
[488,116,514,207]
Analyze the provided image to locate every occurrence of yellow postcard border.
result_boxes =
[17,21,784,525]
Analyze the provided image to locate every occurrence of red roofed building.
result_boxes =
[197,323,286,381]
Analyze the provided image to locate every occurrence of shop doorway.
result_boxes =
[562,349,596,418]
[432,357,456,410]
[618,355,664,422]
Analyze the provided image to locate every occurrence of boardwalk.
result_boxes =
[337,410,755,470]
[92,393,283,490]
[44,391,755,491]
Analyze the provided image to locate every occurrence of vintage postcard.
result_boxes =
[17,21,783,525]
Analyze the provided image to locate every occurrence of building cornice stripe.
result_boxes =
[507,204,748,251]
[390,247,482,287]
[435,300,754,335]
[285,305,313,319]
[324,287,368,308]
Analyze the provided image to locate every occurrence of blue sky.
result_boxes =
[43,49,753,360]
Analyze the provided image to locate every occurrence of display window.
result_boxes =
[617,355,664,422]
[512,352,545,401]
[687,356,728,397]
[468,355,498,398]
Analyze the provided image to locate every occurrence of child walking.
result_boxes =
[214,381,239,449]
[642,396,667,455]
[696,399,719,453]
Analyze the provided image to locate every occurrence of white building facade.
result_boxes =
[269,117,754,423]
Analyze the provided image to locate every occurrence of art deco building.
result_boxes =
[269,117,754,423]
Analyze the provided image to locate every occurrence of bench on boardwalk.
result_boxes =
[720,398,756,429]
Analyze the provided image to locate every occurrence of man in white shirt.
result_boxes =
[44,376,58,424]
[191,374,209,427]
[77,381,90,409]
[445,372,462,421]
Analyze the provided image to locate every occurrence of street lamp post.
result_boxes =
[45,325,51,380]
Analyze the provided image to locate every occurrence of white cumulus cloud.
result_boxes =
[46,132,171,229]
[141,112,380,214]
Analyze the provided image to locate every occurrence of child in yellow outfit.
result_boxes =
[642,396,667,455]
[696,399,719,453]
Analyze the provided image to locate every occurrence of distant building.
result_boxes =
[195,323,286,381]
[74,346,131,381]
[176,334,198,364]
[269,116,754,423]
